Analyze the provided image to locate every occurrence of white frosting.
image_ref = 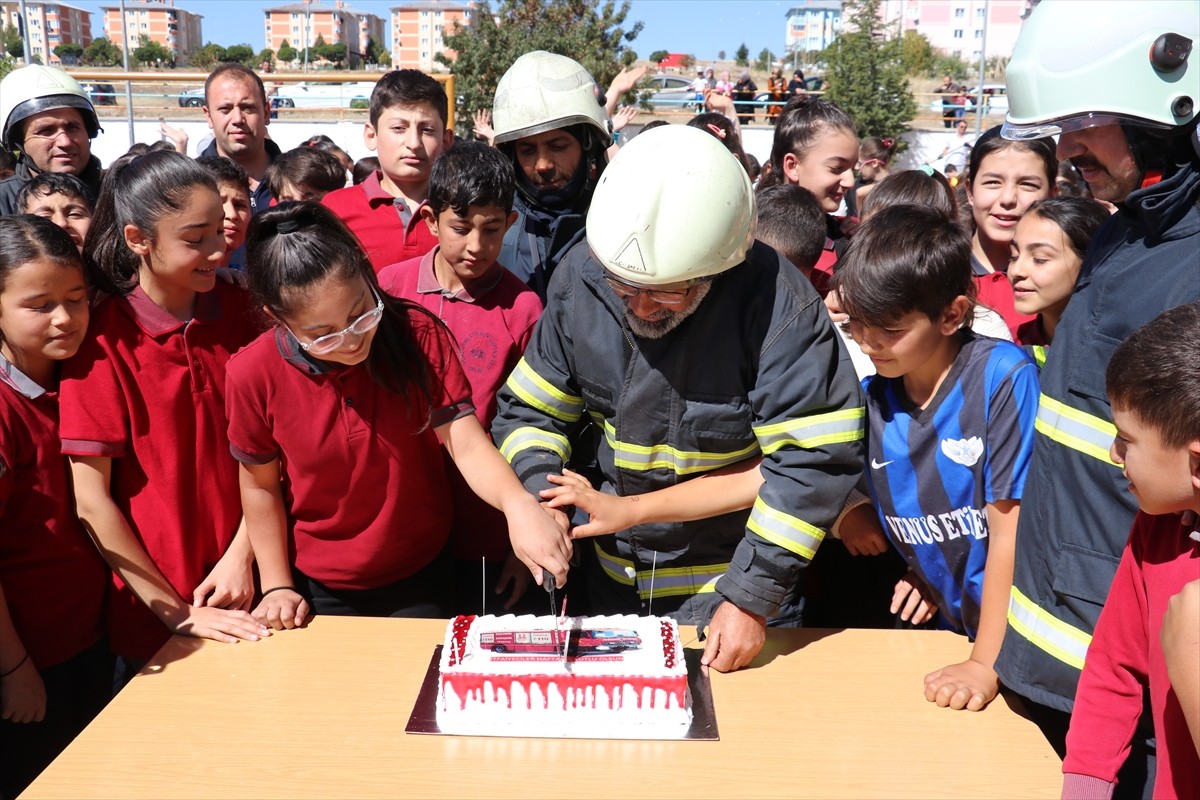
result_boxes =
[437,614,692,738]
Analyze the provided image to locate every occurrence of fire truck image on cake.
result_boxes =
[479,627,642,656]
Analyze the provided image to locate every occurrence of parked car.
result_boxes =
[269,81,377,109]
[178,87,205,108]
[82,82,117,106]
[928,83,1008,117]
[646,74,698,110]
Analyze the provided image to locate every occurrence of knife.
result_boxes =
[545,574,566,665]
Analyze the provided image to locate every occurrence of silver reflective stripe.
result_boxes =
[498,427,571,463]
[1035,394,1118,466]
[746,496,824,560]
[593,542,726,598]
[504,358,584,423]
[1007,585,1091,671]
[754,407,865,454]
[602,420,760,475]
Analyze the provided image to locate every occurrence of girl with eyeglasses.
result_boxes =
[228,202,571,629]
[61,151,270,681]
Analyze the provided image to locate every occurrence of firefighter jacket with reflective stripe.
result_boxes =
[491,240,866,619]
[995,161,1200,714]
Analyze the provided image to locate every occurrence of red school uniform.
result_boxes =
[321,170,438,273]
[0,357,107,669]
[224,309,474,590]
[379,249,543,560]
[971,253,1035,340]
[59,282,263,661]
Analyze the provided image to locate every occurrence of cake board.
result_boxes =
[405,646,719,741]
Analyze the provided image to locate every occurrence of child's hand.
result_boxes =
[193,546,256,612]
[611,105,638,133]
[507,497,572,589]
[494,551,532,610]
[1,656,46,723]
[924,658,1000,711]
[839,505,890,555]
[171,605,271,643]
[891,570,938,624]
[541,468,637,538]
[251,589,310,631]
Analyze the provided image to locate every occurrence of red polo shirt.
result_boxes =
[59,282,263,660]
[0,357,106,669]
[224,309,474,590]
[972,254,1035,340]
[321,170,438,273]
[379,250,543,559]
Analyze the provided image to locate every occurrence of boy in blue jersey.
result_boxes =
[832,204,1039,712]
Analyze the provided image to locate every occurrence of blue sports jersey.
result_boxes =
[863,333,1039,637]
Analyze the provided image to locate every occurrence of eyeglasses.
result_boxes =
[284,286,384,356]
[603,274,709,306]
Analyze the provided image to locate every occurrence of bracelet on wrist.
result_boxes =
[1,652,29,678]
[261,586,297,598]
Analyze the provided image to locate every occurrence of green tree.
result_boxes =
[133,34,172,67]
[83,37,122,67]
[735,43,748,66]
[438,0,642,139]
[0,53,15,81]
[54,42,84,64]
[648,49,669,64]
[2,24,22,58]
[365,35,390,66]
[256,47,275,68]
[190,42,227,70]
[755,47,775,72]
[315,41,347,66]
[277,39,297,63]
[819,0,916,141]
[223,44,256,65]
[899,30,933,75]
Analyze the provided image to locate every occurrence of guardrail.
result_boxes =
[64,70,457,129]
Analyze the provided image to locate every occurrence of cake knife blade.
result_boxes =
[545,574,565,664]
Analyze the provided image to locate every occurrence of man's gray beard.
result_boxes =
[624,282,712,339]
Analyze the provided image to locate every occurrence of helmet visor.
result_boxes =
[1002,111,1173,141]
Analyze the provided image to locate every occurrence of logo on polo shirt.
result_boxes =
[940,436,984,467]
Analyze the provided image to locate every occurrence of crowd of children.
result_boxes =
[1,21,1198,799]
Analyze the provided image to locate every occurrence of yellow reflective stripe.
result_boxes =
[1007,585,1092,671]
[1031,345,1047,369]
[754,407,865,454]
[592,542,725,598]
[504,359,584,423]
[602,420,760,475]
[498,427,570,463]
[746,496,825,560]
[593,542,636,585]
[1035,394,1118,466]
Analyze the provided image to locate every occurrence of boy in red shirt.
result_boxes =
[322,70,453,272]
[378,140,543,612]
[1062,301,1200,799]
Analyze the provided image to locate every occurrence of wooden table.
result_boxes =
[23,618,1062,799]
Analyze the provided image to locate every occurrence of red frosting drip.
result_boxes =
[441,672,688,712]
[447,615,476,667]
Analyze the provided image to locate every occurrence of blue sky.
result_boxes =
[64,0,791,62]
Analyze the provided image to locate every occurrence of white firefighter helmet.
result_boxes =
[492,51,610,145]
[1003,0,1199,140]
[586,124,755,286]
[1,64,101,151]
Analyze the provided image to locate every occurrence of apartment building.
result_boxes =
[390,1,473,73]
[785,1,843,57]
[102,0,202,64]
[877,0,1031,61]
[0,1,92,65]
[264,1,383,66]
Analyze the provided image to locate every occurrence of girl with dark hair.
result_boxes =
[964,125,1057,338]
[1008,196,1111,348]
[854,136,898,211]
[763,95,860,285]
[229,202,570,629]
[61,150,270,676]
[686,112,750,173]
[0,216,110,799]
